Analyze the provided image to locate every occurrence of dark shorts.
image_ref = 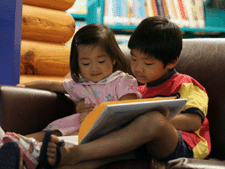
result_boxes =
[134,130,193,162]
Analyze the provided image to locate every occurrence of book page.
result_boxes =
[79,98,187,144]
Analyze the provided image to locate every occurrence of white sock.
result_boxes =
[0,126,5,140]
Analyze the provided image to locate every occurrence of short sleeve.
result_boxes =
[63,79,84,101]
[178,81,208,121]
[115,73,140,99]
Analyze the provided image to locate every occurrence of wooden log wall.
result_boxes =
[20,0,76,76]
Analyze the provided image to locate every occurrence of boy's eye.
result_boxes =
[145,63,152,66]
[82,63,89,66]
[99,60,105,64]
[131,58,136,61]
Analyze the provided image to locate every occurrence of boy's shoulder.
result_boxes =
[138,71,206,95]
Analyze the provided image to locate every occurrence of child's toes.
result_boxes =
[48,156,56,166]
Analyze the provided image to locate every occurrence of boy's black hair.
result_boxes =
[128,16,183,67]
[70,23,127,82]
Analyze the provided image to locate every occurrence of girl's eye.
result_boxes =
[82,63,89,66]
[131,58,136,62]
[99,60,105,64]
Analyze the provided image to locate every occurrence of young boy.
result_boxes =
[46,16,211,168]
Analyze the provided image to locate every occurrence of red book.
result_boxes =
[177,0,187,20]
[152,0,158,16]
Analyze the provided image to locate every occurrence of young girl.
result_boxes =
[2,23,139,168]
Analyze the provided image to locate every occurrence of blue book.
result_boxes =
[156,0,165,17]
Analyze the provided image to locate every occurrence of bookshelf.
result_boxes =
[82,0,225,38]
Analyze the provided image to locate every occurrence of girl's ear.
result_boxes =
[113,59,116,65]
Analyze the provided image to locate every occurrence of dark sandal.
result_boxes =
[0,141,26,169]
[38,130,65,169]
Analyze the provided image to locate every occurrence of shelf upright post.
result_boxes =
[0,0,23,85]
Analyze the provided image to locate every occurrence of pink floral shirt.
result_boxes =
[43,71,140,136]
[63,71,140,106]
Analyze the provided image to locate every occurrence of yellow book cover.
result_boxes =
[78,97,187,144]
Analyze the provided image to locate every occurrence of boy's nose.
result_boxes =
[134,62,144,73]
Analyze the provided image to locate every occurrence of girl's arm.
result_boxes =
[17,80,67,93]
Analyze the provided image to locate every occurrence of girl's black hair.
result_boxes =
[128,16,183,67]
[70,23,127,82]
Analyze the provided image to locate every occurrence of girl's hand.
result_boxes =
[80,112,89,123]
[75,100,95,123]
[75,100,95,114]
[16,84,26,87]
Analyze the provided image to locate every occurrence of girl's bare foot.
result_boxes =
[47,135,79,167]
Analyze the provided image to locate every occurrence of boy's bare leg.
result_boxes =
[48,111,179,166]
[56,152,136,169]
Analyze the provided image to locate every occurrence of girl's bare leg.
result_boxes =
[47,111,179,167]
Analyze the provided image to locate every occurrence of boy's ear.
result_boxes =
[167,58,178,69]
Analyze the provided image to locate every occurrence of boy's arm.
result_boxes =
[17,80,67,93]
[170,113,202,132]
[119,93,137,101]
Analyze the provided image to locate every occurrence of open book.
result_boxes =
[78,97,187,144]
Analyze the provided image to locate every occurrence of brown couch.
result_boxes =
[1,38,225,168]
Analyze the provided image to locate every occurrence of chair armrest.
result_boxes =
[0,85,75,135]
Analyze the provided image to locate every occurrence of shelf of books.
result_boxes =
[84,0,225,38]
[67,0,88,32]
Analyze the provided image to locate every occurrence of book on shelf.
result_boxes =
[182,0,196,27]
[121,0,129,25]
[78,97,187,144]
[166,0,180,26]
[67,0,87,14]
[189,0,200,27]
[127,0,136,25]
[177,0,190,27]
[156,0,165,18]
[173,0,185,27]
[146,0,156,17]
[195,0,205,28]
[104,0,110,24]
[161,0,170,20]
[133,0,146,23]
[152,0,159,16]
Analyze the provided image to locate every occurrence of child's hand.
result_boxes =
[80,112,89,123]
[75,100,95,114]
[16,84,26,87]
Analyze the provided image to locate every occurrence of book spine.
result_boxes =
[189,0,199,27]
[182,0,195,27]
[107,0,114,25]
[173,0,184,27]
[138,0,147,21]
[144,0,149,17]
[115,0,123,24]
[177,0,189,27]
[152,0,159,15]
[197,0,205,28]
[165,0,176,23]
[148,0,156,16]
[121,0,129,25]
[104,0,109,24]
[127,0,135,25]
[156,0,165,17]
[161,0,170,20]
